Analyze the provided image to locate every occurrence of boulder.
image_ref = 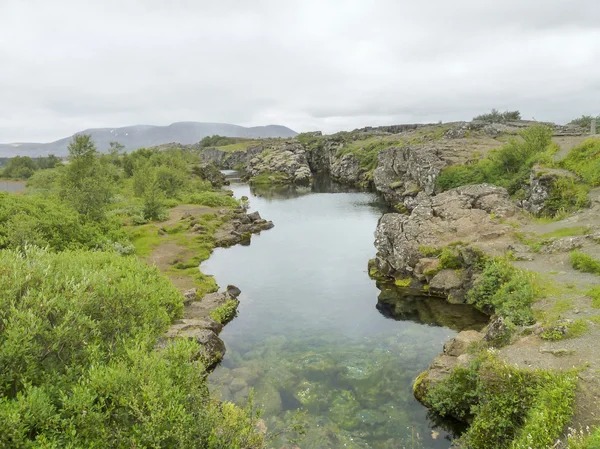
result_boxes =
[443,330,483,356]
[374,184,517,277]
[226,284,241,298]
[519,166,577,216]
[183,288,197,305]
[429,269,465,303]
[373,144,450,208]
[244,142,313,184]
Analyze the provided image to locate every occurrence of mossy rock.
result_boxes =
[412,370,430,405]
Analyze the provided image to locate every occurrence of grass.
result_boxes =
[540,226,590,239]
[541,319,589,341]
[216,141,257,152]
[560,138,600,186]
[588,286,600,308]
[435,125,557,197]
[249,172,290,185]
[570,251,600,275]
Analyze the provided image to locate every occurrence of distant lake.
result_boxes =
[0,180,26,193]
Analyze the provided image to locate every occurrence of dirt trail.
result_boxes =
[498,195,600,431]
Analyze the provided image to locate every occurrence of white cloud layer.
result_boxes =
[1,0,599,141]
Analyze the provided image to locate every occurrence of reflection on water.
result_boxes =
[376,283,488,332]
[205,175,481,448]
[0,180,26,193]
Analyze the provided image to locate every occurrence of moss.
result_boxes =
[418,246,442,257]
[394,277,412,288]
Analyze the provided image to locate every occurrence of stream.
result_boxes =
[204,173,487,449]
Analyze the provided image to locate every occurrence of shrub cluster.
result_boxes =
[473,109,521,123]
[436,125,554,194]
[426,353,577,449]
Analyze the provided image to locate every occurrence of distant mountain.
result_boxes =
[0,122,298,157]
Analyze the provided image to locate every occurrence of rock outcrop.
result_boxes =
[244,142,312,185]
[157,285,242,370]
[373,144,450,209]
[199,145,263,169]
[518,166,578,216]
[215,209,275,247]
[374,184,518,280]
[413,330,483,407]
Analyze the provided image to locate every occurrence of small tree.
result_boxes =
[59,134,113,221]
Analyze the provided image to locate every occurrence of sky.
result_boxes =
[1,0,600,143]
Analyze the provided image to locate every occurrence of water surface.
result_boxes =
[205,176,485,448]
[0,180,26,193]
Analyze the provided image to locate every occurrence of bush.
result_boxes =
[186,191,239,208]
[209,299,239,324]
[474,109,521,123]
[0,248,265,448]
[426,354,577,449]
[570,251,600,275]
[467,257,536,325]
[543,176,590,216]
[0,193,129,251]
[569,115,600,130]
[560,138,600,187]
[436,125,553,193]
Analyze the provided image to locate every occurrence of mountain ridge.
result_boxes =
[0,122,298,157]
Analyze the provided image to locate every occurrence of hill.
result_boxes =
[0,122,297,157]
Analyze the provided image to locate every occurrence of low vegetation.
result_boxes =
[436,124,555,194]
[560,138,600,187]
[473,109,521,123]
[0,135,268,447]
[569,115,600,130]
[210,299,239,324]
[467,256,537,326]
[0,154,61,179]
[570,250,600,275]
[426,353,577,449]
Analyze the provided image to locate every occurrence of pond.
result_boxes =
[0,180,26,193]
[205,174,487,448]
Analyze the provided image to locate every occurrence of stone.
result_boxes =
[483,316,509,344]
[226,284,241,298]
[183,288,197,305]
[194,329,226,369]
[244,142,313,185]
[429,269,465,302]
[443,330,483,356]
[519,166,577,216]
[247,211,261,222]
[414,258,440,281]
[229,377,248,393]
[374,184,516,278]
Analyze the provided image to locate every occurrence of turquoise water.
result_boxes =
[205,176,486,449]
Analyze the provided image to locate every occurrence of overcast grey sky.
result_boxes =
[1,0,599,142]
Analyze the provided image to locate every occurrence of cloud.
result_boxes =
[1,0,599,142]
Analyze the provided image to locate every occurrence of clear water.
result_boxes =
[0,180,26,193]
[205,175,486,449]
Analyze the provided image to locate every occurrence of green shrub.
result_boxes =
[439,247,464,269]
[0,193,129,251]
[209,299,239,325]
[569,115,600,130]
[589,286,600,308]
[436,125,553,193]
[467,257,536,325]
[474,109,521,123]
[0,247,265,448]
[186,191,239,208]
[561,138,600,186]
[427,354,577,449]
[570,251,600,275]
[543,176,590,216]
